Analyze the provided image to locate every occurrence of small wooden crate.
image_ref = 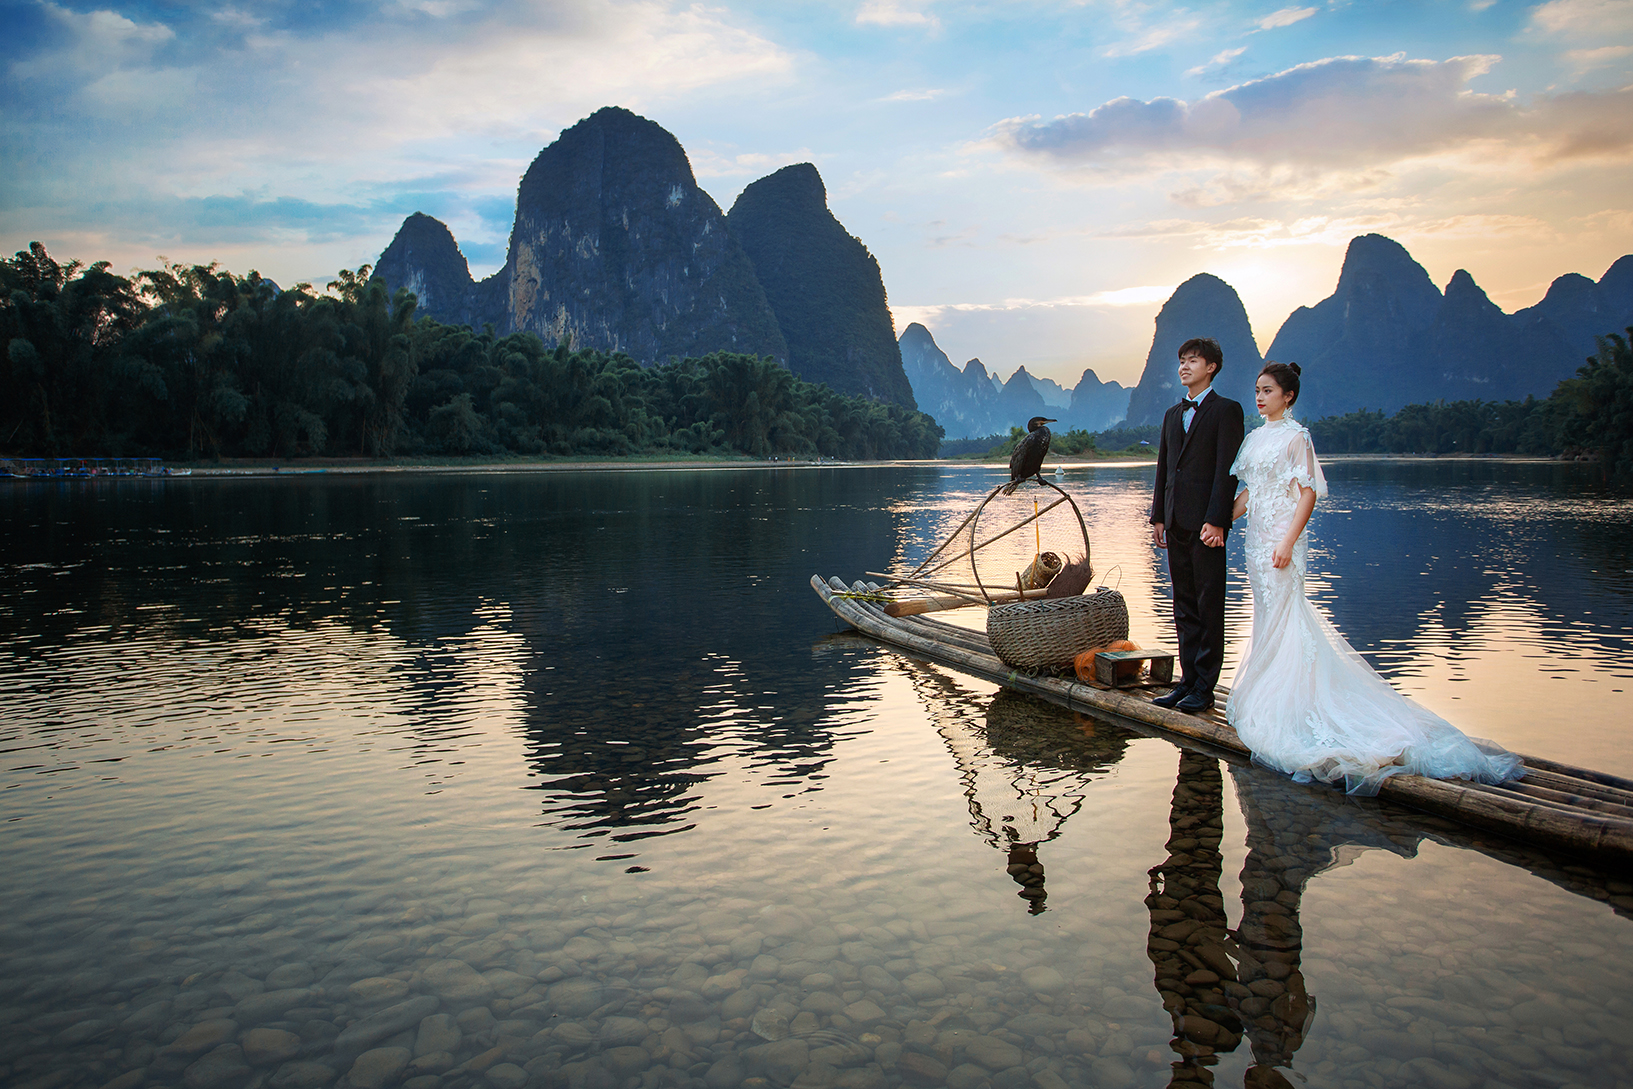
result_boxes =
[1093,650,1175,688]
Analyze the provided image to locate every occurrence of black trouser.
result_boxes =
[1166,524,1227,693]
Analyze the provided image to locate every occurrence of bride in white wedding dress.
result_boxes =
[1224,362,1525,796]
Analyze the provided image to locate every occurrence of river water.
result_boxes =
[2,461,1631,1089]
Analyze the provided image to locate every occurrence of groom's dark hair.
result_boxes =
[1178,337,1223,377]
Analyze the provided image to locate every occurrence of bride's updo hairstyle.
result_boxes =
[1259,361,1302,406]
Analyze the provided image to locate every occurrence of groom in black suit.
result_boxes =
[1149,338,1245,713]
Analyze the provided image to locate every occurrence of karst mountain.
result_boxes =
[376,107,914,408]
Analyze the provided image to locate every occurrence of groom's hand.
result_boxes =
[1201,523,1225,547]
[1152,523,1167,548]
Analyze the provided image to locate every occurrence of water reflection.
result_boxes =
[0,470,920,857]
[903,662,1133,913]
[1146,750,1246,1086]
[897,676,1633,1088]
[3,466,1633,1089]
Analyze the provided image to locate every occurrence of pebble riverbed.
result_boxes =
[6,693,1632,1089]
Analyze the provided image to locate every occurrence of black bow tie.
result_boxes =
[1181,397,1201,410]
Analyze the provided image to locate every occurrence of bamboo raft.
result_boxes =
[813,573,1633,868]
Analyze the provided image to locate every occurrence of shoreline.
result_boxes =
[5,451,1574,479]
[174,451,1562,476]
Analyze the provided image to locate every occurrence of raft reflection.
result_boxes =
[899,676,1633,1087]
[905,663,1133,913]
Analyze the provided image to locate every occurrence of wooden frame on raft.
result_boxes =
[897,479,1092,607]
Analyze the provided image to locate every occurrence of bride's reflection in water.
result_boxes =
[900,665,1131,912]
[1228,765,1326,1087]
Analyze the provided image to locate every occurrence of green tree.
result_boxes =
[1,243,145,454]
[1556,329,1633,475]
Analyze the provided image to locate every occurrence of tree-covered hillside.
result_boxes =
[1307,329,1633,477]
[1,244,942,462]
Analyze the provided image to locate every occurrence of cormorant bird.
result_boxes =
[1002,417,1056,495]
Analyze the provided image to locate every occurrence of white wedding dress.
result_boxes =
[1225,417,1524,796]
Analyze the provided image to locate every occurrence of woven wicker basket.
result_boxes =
[986,590,1130,672]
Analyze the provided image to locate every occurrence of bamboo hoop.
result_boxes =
[915,492,1074,584]
[969,480,1091,604]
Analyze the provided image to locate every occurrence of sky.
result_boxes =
[3,0,1632,389]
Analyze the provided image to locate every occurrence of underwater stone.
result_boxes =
[347,1047,410,1089]
[333,997,440,1062]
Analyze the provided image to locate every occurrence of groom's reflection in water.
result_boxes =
[1229,766,1322,1085]
[1146,751,1245,1087]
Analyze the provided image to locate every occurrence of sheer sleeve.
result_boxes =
[1286,429,1328,498]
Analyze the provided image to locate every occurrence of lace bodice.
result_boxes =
[1231,417,1328,608]
[1231,417,1327,528]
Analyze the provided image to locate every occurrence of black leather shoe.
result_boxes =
[1176,690,1216,713]
[1152,684,1192,709]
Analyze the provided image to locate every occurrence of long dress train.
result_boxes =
[1224,417,1524,796]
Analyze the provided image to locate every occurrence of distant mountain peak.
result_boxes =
[1124,272,1262,425]
[896,326,1130,438]
[374,212,497,329]
[728,160,914,405]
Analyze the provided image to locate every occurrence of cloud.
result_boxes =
[690,148,819,179]
[1255,7,1318,30]
[1097,212,1557,251]
[1529,0,1633,38]
[1564,44,1633,70]
[9,3,175,80]
[988,52,1633,184]
[2,0,795,256]
[855,1,939,29]
[891,285,1177,328]
[882,88,945,101]
[1186,46,1247,78]
[1101,13,1202,57]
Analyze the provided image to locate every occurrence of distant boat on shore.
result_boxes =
[3,457,188,478]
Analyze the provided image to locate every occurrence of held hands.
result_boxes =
[1200,523,1225,548]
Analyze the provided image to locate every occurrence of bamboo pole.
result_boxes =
[864,572,991,592]
[883,586,1050,617]
[916,494,1070,582]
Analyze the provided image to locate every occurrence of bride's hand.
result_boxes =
[1272,539,1294,568]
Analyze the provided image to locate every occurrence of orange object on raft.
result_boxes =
[1074,640,1142,684]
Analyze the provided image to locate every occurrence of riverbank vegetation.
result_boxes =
[1308,330,1632,476]
[1,244,942,462]
[949,340,1632,478]
[944,423,1161,461]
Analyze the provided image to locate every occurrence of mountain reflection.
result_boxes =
[0,469,926,858]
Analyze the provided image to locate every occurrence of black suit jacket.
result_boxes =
[1150,391,1246,532]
